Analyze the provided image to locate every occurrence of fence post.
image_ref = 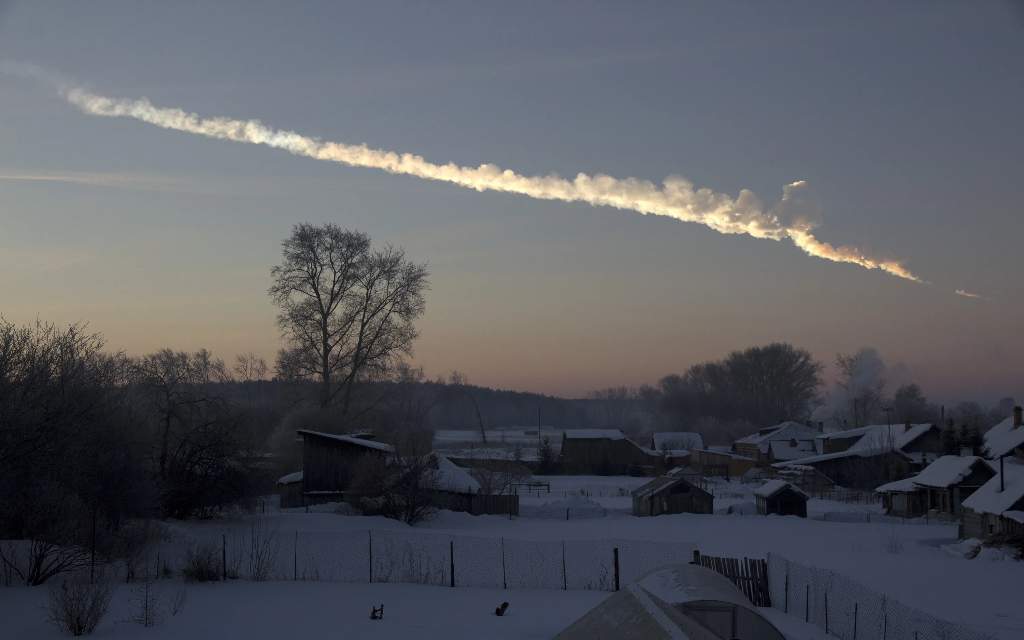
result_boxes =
[501,537,507,590]
[613,547,620,592]
[805,584,810,622]
[784,570,790,613]
[692,549,700,565]
[293,531,298,581]
[824,591,829,634]
[368,530,373,583]
[881,596,887,640]
[222,533,227,581]
[449,540,455,588]
[853,601,859,640]
[561,541,567,591]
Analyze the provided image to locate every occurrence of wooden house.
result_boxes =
[754,480,808,518]
[559,429,655,475]
[275,470,304,508]
[733,422,820,465]
[875,476,926,518]
[961,457,1024,540]
[694,447,757,479]
[631,471,713,517]
[425,453,519,516]
[913,455,995,517]
[296,429,394,501]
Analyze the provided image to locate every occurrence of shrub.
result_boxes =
[182,544,220,583]
[46,576,113,636]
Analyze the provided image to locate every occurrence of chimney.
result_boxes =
[1014,406,1023,429]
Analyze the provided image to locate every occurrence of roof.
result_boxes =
[296,429,394,452]
[651,432,704,452]
[983,419,1024,459]
[277,470,303,485]
[754,479,807,499]
[734,421,819,447]
[767,439,817,461]
[818,423,934,453]
[695,448,755,461]
[632,474,705,499]
[876,476,920,493]
[429,453,481,494]
[564,429,625,440]
[912,456,993,489]
[962,459,1024,517]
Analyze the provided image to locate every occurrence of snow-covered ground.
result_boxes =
[0,581,606,639]
[2,475,1021,639]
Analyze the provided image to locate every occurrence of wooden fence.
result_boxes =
[691,550,771,607]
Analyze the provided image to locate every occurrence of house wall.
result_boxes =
[696,451,756,479]
[806,452,912,490]
[302,437,387,493]
[903,428,943,456]
[560,437,654,475]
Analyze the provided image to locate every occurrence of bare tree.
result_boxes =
[269,224,429,415]
[234,353,268,382]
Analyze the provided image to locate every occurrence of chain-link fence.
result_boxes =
[154,523,695,592]
[767,553,995,640]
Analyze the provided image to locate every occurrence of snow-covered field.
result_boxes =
[2,475,1021,639]
[1,581,606,639]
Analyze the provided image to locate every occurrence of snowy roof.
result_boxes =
[429,453,481,494]
[277,470,303,485]
[876,476,920,493]
[696,448,755,461]
[564,429,625,440]
[652,432,704,452]
[984,423,1024,459]
[962,459,1024,517]
[767,439,817,461]
[818,423,934,453]
[734,422,819,446]
[297,430,395,452]
[911,456,993,489]
[754,479,807,499]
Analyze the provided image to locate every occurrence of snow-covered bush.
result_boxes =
[46,574,113,636]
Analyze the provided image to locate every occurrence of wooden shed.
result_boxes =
[754,480,808,518]
[559,430,655,475]
[297,430,394,500]
[632,472,713,517]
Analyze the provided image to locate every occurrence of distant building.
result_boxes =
[693,447,757,479]
[275,470,304,509]
[425,452,519,516]
[982,406,1024,460]
[650,432,704,468]
[631,470,713,517]
[559,429,655,475]
[296,429,394,502]
[876,455,995,519]
[754,480,808,518]
[961,457,1024,540]
[733,422,820,465]
[775,423,943,489]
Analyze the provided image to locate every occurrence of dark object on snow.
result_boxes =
[370,604,384,620]
[495,602,509,616]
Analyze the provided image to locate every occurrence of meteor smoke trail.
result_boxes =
[63,87,922,283]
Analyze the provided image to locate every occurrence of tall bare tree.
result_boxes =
[269,224,429,414]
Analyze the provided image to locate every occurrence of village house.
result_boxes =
[961,457,1024,541]
[982,406,1024,460]
[876,455,995,519]
[425,453,519,516]
[631,469,714,517]
[650,431,704,468]
[693,447,757,479]
[733,421,820,465]
[775,423,943,490]
[754,480,808,518]
[559,429,656,475]
[293,429,394,503]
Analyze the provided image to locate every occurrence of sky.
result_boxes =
[0,1,1022,402]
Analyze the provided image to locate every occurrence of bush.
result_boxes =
[182,544,220,583]
[46,576,113,636]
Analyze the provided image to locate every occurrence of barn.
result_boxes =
[754,480,808,518]
[559,429,655,475]
[296,429,394,502]
[632,471,713,517]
